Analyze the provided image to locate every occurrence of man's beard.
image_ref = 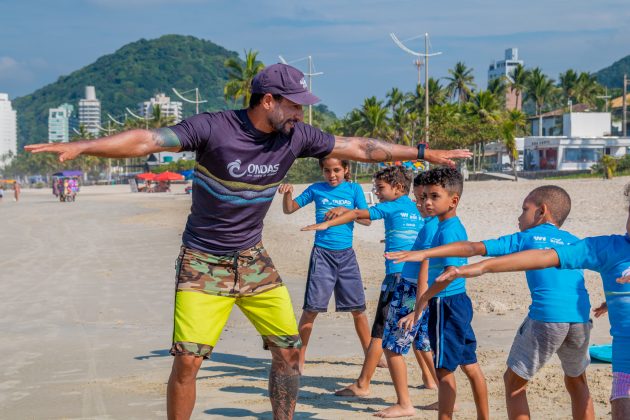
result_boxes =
[273,119,295,136]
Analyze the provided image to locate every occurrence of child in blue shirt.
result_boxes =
[430,183,630,420]
[389,185,595,419]
[280,157,371,373]
[302,165,428,399]
[385,167,489,419]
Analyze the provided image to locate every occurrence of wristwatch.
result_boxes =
[416,142,429,161]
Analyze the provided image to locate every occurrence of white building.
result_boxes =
[48,103,77,143]
[488,48,524,83]
[488,48,524,110]
[524,137,630,171]
[531,108,611,137]
[483,138,525,171]
[139,93,182,123]
[78,86,101,137]
[0,93,17,163]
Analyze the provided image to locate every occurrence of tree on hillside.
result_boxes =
[508,64,528,111]
[524,68,555,136]
[224,49,265,108]
[445,62,476,103]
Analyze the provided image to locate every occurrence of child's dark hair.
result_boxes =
[424,167,463,197]
[413,171,430,187]
[373,165,413,194]
[526,185,571,227]
[319,157,352,181]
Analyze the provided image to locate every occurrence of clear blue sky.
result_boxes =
[1,0,628,116]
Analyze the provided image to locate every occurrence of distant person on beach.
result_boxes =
[386,167,489,418]
[278,157,372,374]
[389,185,595,420]
[421,183,630,420]
[13,181,20,202]
[0,185,4,201]
[302,166,438,409]
[25,63,470,420]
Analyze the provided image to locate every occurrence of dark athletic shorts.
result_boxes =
[303,246,366,312]
[371,273,400,338]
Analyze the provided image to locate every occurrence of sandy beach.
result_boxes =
[1,176,627,419]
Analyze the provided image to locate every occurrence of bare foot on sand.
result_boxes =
[374,404,416,418]
[377,357,388,368]
[417,383,438,390]
[334,382,370,397]
[419,401,458,412]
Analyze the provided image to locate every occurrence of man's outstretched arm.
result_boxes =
[24,128,181,162]
[328,136,471,167]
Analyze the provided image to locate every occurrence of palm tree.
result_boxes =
[445,61,476,103]
[524,67,555,136]
[224,49,265,108]
[499,109,527,180]
[352,97,391,140]
[508,64,528,111]
[487,77,507,108]
[574,72,603,107]
[559,69,578,103]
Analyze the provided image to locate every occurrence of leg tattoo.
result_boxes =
[269,368,300,419]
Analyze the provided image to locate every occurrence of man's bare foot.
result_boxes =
[377,357,388,368]
[334,382,370,397]
[374,404,416,418]
[417,383,438,390]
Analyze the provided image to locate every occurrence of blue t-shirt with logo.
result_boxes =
[482,223,590,323]
[368,195,423,274]
[555,234,630,373]
[168,109,335,254]
[294,181,368,250]
[401,216,439,283]
[428,216,468,297]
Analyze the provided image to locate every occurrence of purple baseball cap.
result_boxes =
[251,63,320,105]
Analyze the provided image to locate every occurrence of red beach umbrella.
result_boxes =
[154,171,185,182]
[136,172,157,180]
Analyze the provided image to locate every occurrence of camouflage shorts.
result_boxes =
[175,243,282,296]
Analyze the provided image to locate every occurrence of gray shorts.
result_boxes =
[507,316,592,381]
[303,246,366,312]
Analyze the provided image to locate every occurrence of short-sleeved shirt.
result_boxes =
[294,181,368,250]
[428,216,468,298]
[368,195,422,274]
[482,223,589,323]
[401,216,439,283]
[555,234,630,373]
[169,110,335,254]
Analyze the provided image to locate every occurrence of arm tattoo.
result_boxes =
[150,128,181,148]
[269,368,299,419]
[362,137,393,162]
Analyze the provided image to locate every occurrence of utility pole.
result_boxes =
[279,54,323,125]
[414,59,423,87]
[596,87,611,112]
[390,32,442,144]
[172,88,208,116]
[624,74,628,137]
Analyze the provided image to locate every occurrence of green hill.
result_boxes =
[13,35,240,149]
[595,54,630,88]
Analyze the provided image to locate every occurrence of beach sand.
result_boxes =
[0,176,627,419]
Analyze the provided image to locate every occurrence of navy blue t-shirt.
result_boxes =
[168,109,335,254]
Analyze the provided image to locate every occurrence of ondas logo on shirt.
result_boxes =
[227,159,280,178]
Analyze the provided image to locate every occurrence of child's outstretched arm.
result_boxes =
[617,275,630,284]
[278,184,300,214]
[385,241,487,263]
[433,248,560,283]
[302,209,370,231]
